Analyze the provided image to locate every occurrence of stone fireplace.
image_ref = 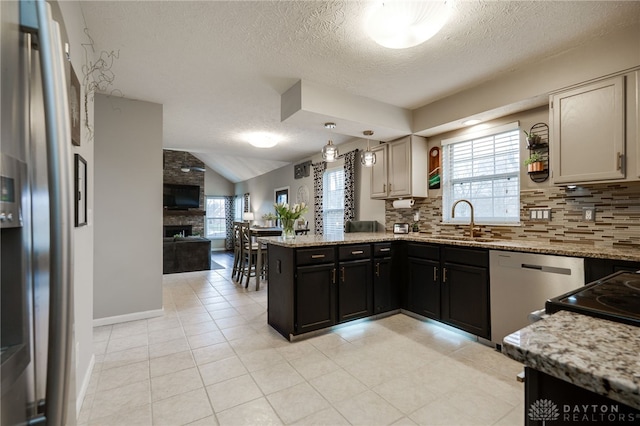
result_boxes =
[163,150,206,236]
[164,225,193,238]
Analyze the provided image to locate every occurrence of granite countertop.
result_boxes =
[257,232,640,262]
[502,310,640,410]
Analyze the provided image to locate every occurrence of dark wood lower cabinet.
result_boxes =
[407,257,440,319]
[373,257,394,313]
[584,257,640,283]
[525,367,640,425]
[441,261,490,339]
[338,259,372,322]
[267,241,489,341]
[296,264,336,333]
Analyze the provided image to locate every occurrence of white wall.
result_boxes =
[56,0,94,413]
[413,22,640,133]
[236,137,386,231]
[94,95,163,320]
[204,165,234,196]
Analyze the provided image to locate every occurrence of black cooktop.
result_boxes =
[546,271,640,327]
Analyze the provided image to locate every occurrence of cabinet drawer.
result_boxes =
[373,242,392,257]
[443,246,488,268]
[407,243,440,260]
[296,247,335,266]
[338,244,371,261]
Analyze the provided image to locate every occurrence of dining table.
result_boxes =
[249,226,309,290]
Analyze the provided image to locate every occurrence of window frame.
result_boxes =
[205,196,227,239]
[322,167,345,235]
[441,122,521,226]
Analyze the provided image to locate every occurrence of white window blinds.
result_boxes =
[323,168,345,235]
[206,197,226,238]
[442,122,520,224]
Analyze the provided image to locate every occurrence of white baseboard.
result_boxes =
[93,308,164,327]
[76,354,95,418]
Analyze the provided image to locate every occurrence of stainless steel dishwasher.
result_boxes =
[489,250,585,347]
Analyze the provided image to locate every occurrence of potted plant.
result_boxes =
[262,212,277,227]
[274,202,308,240]
[524,152,544,172]
[524,130,542,148]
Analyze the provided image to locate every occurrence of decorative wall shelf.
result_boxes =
[526,122,549,183]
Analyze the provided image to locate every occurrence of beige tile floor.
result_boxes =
[79,253,525,426]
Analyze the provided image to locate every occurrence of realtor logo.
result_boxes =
[529,399,560,425]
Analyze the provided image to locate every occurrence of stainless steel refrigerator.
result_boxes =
[1,0,75,424]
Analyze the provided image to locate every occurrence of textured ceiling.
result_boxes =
[79,1,640,183]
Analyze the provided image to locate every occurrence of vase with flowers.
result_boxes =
[274,202,308,240]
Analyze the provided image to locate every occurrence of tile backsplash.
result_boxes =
[385,182,640,250]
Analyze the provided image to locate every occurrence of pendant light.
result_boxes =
[321,122,338,162]
[360,130,376,167]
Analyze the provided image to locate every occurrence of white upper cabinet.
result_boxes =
[370,144,388,198]
[550,75,626,184]
[370,135,428,199]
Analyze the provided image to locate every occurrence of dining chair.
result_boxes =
[239,226,269,288]
[231,221,247,281]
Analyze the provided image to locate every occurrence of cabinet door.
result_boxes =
[388,137,412,197]
[338,259,372,322]
[407,257,440,319]
[551,75,625,183]
[296,264,336,334]
[373,257,397,314]
[370,144,388,199]
[441,262,489,339]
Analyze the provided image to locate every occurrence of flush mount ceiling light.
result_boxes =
[361,130,376,167]
[365,0,452,49]
[245,132,280,148]
[322,122,339,162]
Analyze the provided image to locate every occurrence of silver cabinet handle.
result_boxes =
[443,267,447,283]
[617,152,623,170]
[379,248,391,252]
[351,250,364,255]
[311,254,325,259]
[383,183,386,193]
[376,262,380,277]
[433,267,438,282]
[341,267,345,282]
[332,268,336,284]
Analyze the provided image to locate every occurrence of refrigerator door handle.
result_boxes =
[35,1,74,425]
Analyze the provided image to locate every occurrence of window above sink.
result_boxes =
[441,122,521,226]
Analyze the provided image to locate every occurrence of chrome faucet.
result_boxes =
[451,199,477,239]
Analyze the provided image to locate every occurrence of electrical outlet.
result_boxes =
[583,207,596,222]
[529,208,551,221]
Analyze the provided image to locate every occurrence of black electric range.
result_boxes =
[546,270,640,327]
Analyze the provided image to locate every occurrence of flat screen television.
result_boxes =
[163,183,200,209]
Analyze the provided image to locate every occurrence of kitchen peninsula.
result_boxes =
[261,232,640,341]
[502,310,640,423]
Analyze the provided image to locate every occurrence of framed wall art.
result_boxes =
[69,64,81,146]
[74,154,87,227]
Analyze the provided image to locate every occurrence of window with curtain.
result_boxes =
[323,168,345,234]
[206,197,226,238]
[233,196,243,222]
[442,122,520,224]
